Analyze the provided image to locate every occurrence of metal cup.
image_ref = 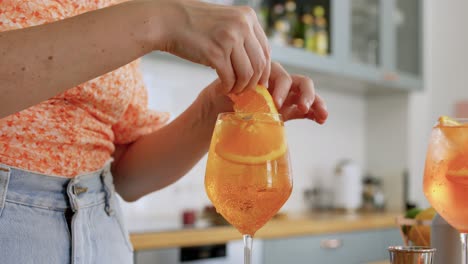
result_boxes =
[388,246,436,264]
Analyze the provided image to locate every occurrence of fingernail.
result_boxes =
[277,98,283,108]
[302,100,311,113]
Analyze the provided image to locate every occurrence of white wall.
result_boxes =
[121,53,367,220]
[366,93,408,211]
[284,89,366,212]
[408,0,468,206]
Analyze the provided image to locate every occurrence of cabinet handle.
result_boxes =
[320,239,342,249]
[383,72,399,81]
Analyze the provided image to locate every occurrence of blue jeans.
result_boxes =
[0,161,133,264]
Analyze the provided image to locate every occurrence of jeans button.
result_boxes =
[73,185,88,195]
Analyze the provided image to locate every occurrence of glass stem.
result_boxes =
[243,234,253,264]
[461,233,468,264]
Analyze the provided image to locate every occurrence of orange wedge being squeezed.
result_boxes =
[228,85,278,114]
[214,85,286,164]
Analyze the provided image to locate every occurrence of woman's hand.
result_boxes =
[153,0,270,94]
[198,62,328,124]
[269,62,328,124]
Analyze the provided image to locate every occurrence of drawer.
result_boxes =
[262,229,401,264]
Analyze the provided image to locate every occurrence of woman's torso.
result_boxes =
[0,0,168,177]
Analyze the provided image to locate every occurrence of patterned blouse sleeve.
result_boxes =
[112,67,170,145]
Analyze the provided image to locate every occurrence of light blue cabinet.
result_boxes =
[134,229,401,264]
[262,229,401,264]
[151,0,423,93]
[232,0,424,92]
[342,0,423,91]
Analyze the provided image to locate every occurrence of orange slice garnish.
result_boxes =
[438,116,468,153]
[439,116,461,127]
[215,85,286,164]
[229,85,278,114]
[214,114,286,164]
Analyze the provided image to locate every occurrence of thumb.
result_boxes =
[200,78,233,113]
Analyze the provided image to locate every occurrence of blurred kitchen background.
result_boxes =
[122,0,468,263]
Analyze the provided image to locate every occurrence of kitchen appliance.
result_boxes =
[333,160,362,211]
[304,186,333,211]
[180,244,227,262]
[362,175,385,211]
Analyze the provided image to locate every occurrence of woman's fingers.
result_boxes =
[269,62,317,114]
[280,104,326,124]
[243,35,265,92]
[280,105,305,121]
[279,89,300,108]
[310,94,328,123]
[290,75,316,114]
[212,51,236,94]
[274,74,327,124]
[286,94,328,123]
[234,6,269,93]
[269,62,292,108]
[230,46,254,93]
[254,22,271,86]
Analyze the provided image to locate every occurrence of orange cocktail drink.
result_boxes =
[205,112,292,236]
[424,117,468,232]
[204,85,292,264]
[423,116,468,264]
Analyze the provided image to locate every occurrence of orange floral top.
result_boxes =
[0,0,169,177]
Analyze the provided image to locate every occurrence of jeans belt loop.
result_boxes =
[101,165,114,216]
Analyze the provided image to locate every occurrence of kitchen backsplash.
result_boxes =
[120,53,366,220]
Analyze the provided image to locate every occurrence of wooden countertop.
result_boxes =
[129,212,399,251]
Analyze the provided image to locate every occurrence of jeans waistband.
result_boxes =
[0,161,115,213]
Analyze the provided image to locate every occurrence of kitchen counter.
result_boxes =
[129,211,400,251]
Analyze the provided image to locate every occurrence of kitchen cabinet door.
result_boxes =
[262,229,401,264]
[392,0,423,89]
[134,239,263,264]
[343,0,423,91]
[204,0,423,92]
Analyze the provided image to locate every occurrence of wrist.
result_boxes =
[143,0,180,51]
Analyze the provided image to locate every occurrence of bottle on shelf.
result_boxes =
[302,5,315,52]
[313,5,329,56]
[270,3,290,46]
[284,0,302,48]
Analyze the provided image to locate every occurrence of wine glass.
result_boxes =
[423,117,468,263]
[205,112,292,264]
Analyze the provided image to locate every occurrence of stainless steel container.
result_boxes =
[388,246,436,264]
